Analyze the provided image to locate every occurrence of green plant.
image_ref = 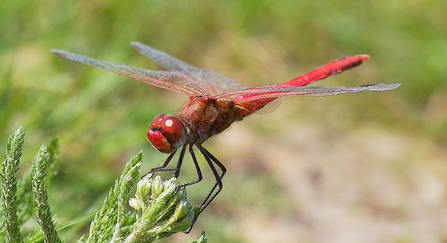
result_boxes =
[1,127,207,243]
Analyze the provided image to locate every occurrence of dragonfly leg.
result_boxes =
[185,144,225,233]
[173,144,188,178]
[200,147,226,207]
[178,144,203,188]
[142,144,187,178]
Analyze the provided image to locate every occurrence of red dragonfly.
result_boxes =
[51,42,400,230]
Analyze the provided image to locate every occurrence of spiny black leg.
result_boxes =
[205,148,226,177]
[178,144,203,188]
[200,148,226,207]
[143,144,187,178]
[173,144,188,178]
[147,150,176,173]
[197,144,223,209]
[141,151,176,178]
[185,144,224,233]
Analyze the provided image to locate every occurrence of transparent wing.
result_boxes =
[51,49,203,96]
[226,83,400,115]
[220,83,401,101]
[255,98,283,114]
[131,42,248,95]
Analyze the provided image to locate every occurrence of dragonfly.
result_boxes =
[51,42,400,231]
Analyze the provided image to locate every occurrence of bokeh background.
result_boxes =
[1,0,447,242]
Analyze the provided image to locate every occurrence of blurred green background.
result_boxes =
[1,0,447,242]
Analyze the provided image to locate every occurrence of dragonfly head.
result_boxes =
[147,114,186,153]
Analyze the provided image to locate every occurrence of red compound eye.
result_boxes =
[160,116,186,149]
[146,114,186,153]
[151,113,165,129]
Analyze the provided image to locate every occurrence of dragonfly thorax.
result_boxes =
[147,114,186,153]
[177,97,245,144]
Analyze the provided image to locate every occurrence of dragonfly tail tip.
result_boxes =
[359,54,370,61]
